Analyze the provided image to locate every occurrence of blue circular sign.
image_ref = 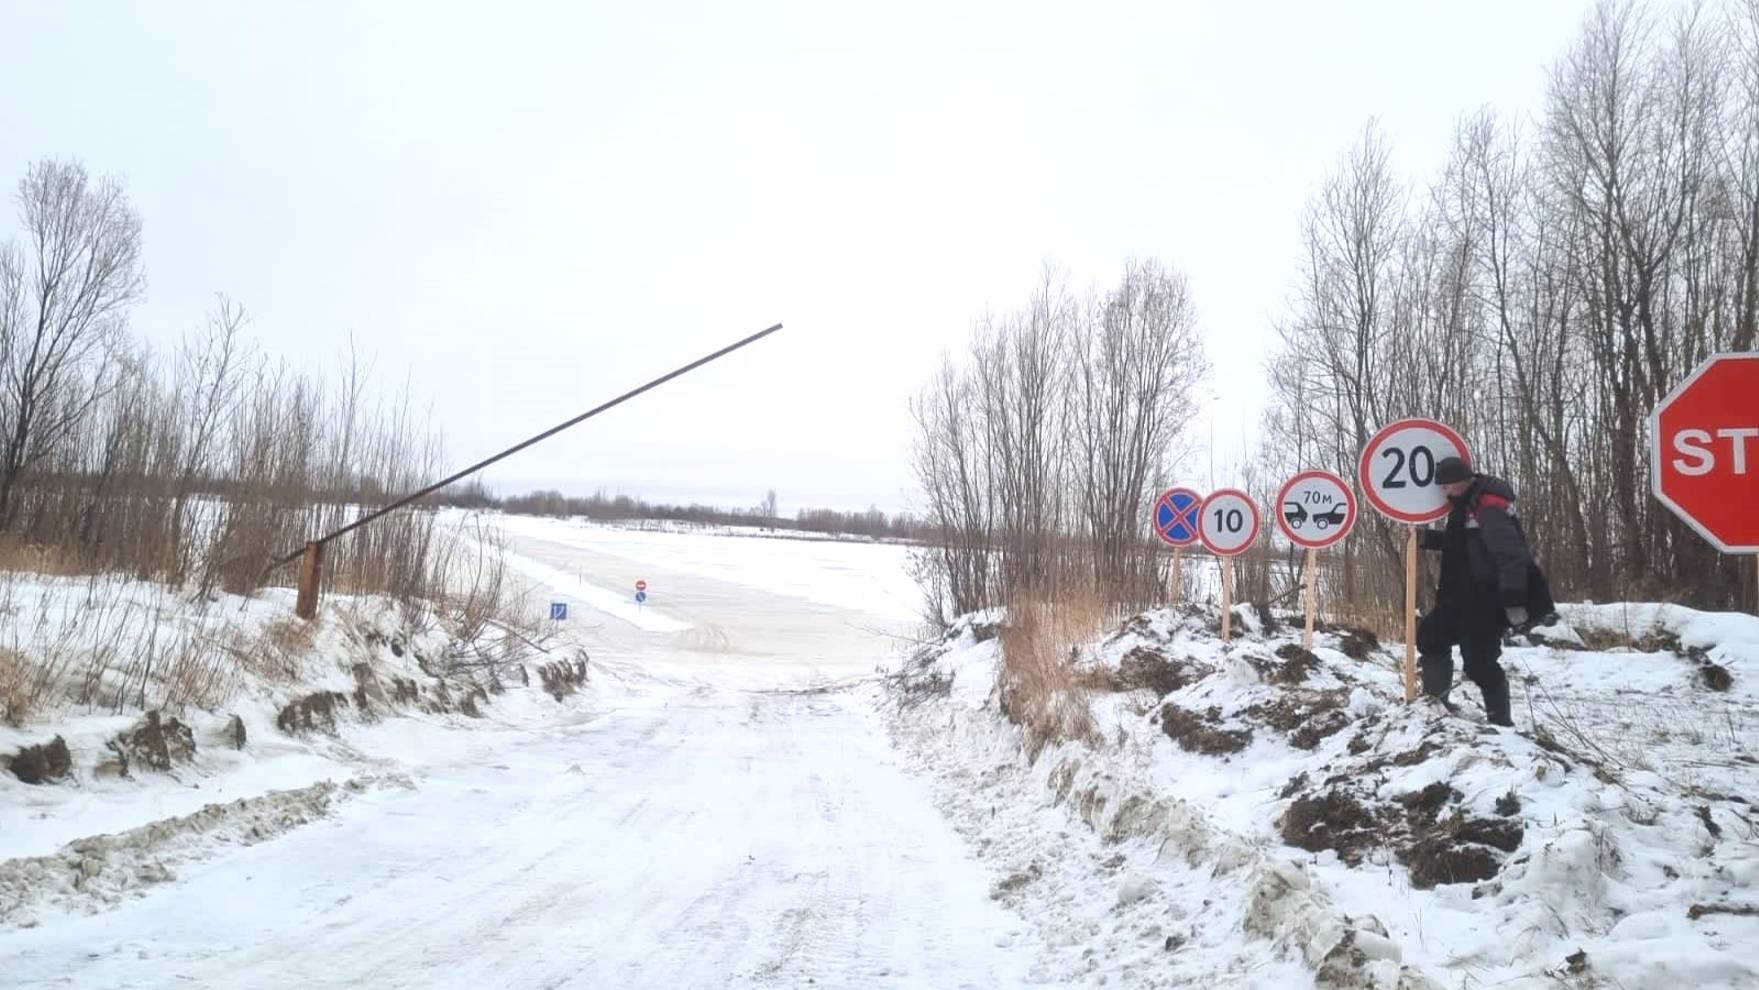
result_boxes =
[635,591,648,604]
[1154,487,1203,547]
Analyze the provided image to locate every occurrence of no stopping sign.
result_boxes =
[1198,489,1261,556]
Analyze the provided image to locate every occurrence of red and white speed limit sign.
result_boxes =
[1275,470,1356,549]
[1357,418,1470,524]
[1198,489,1260,556]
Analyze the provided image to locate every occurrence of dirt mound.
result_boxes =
[1242,689,1351,751]
[8,735,72,785]
[107,711,196,775]
[1329,627,1380,661]
[1279,773,1525,890]
[1270,643,1321,684]
[1087,645,1214,696]
[1281,790,1382,863]
[1157,703,1252,755]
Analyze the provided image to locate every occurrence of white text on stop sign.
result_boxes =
[1673,428,1759,475]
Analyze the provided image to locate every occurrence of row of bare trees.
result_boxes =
[477,485,921,539]
[0,158,458,603]
[1259,0,1759,621]
[911,261,1208,626]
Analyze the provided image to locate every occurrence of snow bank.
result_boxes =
[0,776,401,927]
[887,601,1759,989]
[0,572,602,927]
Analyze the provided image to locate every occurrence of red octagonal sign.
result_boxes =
[1651,353,1759,553]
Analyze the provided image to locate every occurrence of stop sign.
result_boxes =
[1651,353,1759,552]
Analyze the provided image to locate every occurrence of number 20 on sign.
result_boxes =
[1359,417,1471,702]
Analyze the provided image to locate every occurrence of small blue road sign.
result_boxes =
[549,602,568,621]
[1153,487,1204,547]
[635,591,648,605]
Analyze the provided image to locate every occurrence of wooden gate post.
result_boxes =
[295,541,324,621]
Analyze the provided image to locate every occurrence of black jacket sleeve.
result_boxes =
[1476,503,1531,606]
[1419,527,1446,552]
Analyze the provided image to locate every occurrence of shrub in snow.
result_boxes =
[275,691,351,735]
[106,711,197,775]
[7,735,71,785]
[537,656,589,701]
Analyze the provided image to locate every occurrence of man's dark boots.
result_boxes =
[1479,676,1514,727]
[1419,654,1454,706]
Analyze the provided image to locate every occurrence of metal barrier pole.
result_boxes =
[272,322,782,618]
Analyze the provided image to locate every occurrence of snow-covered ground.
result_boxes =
[887,601,1759,989]
[7,513,1757,989]
[9,673,1042,989]
[1,518,1039,989]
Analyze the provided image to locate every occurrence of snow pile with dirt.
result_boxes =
[885,602,1759,989]
[0,573,589,929]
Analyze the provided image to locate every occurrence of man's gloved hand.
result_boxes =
[1505,605,1529,627]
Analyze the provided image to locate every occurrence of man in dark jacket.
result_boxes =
[1416,456,1554,726]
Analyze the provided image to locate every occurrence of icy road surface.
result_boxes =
[9,522,1039,989]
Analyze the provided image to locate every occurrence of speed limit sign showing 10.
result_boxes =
[1199,489,1261,556]
[1357,418,1471,524]
[1275,470,1356,549]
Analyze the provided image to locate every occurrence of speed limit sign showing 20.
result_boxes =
[1358,418,1471,524]
[1199,489,1260,556]
[1360,417,1471,702]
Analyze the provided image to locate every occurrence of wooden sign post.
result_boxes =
[1199,488,1260,646]
[1220,556,1234,643]
[1357,419,1470,703]
[1275,470,1358,654]
[1302,548,1318,651]
[1403,526,1418,701]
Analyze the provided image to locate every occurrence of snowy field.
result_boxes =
[471,510,922,626]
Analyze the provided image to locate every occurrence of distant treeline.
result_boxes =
[436,479,919,541]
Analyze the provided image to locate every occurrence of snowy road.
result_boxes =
[8,524,1039,989]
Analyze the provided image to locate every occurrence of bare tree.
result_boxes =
[1260,0,1752,620]
[911,260,1210,623]
[167,297,249,582]
[0,160,144,528]
[1067,259,1206,603]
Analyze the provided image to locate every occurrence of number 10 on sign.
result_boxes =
[1198,489,1261,643]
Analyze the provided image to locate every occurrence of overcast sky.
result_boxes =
[2,0,1598,514]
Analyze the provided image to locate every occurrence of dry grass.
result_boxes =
[997,587,1115,754]
[235,616,318,683]
[0,646,33,725]
[0,537,89,578]
[0,496,542,727]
